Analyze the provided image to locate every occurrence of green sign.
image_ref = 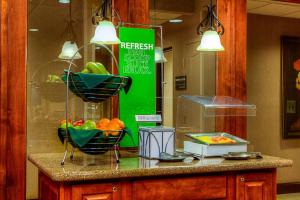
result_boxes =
[119,27,156,147]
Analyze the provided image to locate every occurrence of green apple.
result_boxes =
[95,62,110,75]
[86,62,102,74]
[83,62,110,75]
[60,122,73,129]
[81,68,90,74]
[73,126,82,130]
[81,120,96,130]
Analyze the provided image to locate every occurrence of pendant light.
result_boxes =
[59,41,81,59]
[58,0,70,4]
[155,47,167,63]
[90,0,121,45]
[153,0,167,63]
[196,0,224,52]
[58,0,82,60]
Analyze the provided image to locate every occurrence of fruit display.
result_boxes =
[46,74,63,83]
[193,135,237,144]
[59,118,125,137]
[81,62,110,75]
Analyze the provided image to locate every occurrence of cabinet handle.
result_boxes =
[112,186,118,192]
[240,177,245,182]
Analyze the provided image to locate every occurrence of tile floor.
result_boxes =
[278,193,300,200]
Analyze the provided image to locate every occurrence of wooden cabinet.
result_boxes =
[236,172,275,200]
[132,176,227,200]
[39,170,276,200]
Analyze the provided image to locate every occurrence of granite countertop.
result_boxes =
[28,152,293,182]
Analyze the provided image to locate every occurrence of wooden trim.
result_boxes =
[0,0,8,198]
[0,0,27,199]
[277,182,300,194]
[216,0,247,139]
[278,0,300,3]
[272,169,277,199]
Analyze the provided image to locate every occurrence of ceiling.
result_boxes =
[150,11,183,25]
[29,0,300,26]
[247,0,300,19]
[153,0,300,26]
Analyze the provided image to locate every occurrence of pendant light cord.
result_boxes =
[209,0,213,30]
[100,0,111,20]
[93,0,121,26]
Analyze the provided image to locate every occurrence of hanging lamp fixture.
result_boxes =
[155,47,167,63]
[58,0,70,4]
[196,0,224,52]
[90,0,121,45]
[153,0,167,63]
[58,0,82,60]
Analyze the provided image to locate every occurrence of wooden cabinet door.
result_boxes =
[72,183,120,200]
[39,173,60,200]
[236,172,274,200]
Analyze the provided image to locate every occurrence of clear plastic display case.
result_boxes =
[175,95,256,148]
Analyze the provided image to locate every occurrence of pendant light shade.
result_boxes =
[155,47,167,63]
[58,41,82,60]
[197,30,224,52]
[58,0,70,3]
[90,20,120,45]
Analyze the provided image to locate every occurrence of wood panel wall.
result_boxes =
[0,0,27,199]
[216,0,247,139]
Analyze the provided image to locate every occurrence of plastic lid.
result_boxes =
[178,95,256,117]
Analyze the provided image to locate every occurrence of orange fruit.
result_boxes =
[98,118,110,127]
[110,118,125,129]
[107,122,121,136]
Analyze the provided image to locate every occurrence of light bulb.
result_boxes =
[197,30,224,52]
[90,20,120,45]
[58,41,82,60]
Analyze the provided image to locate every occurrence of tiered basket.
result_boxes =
[60,44,131,165]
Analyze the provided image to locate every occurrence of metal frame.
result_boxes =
[61,43,121,165]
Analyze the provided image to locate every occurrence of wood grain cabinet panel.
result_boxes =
[236,172,274,200]
[133,176,227,200]
[39,173,60,200]
[72,183,120,200]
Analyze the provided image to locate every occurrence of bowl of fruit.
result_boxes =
[61,62,132,103]
[58,118,129,155]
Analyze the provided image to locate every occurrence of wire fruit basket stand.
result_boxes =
[60,43,131,165]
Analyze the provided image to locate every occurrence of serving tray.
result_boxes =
[185,132,249,146]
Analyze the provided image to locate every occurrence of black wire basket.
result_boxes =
[58,128,126,155]
[61,71,132,103]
